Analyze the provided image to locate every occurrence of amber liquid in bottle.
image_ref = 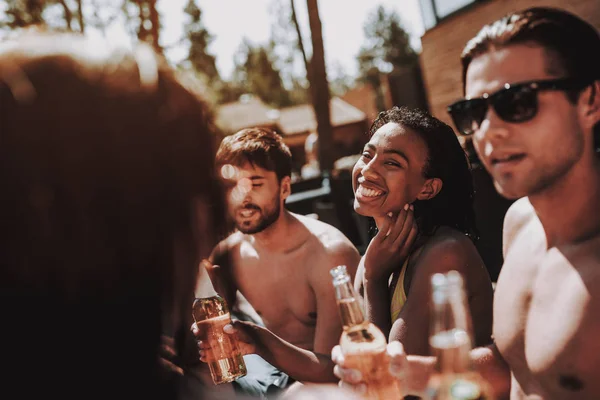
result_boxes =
[426,272,493,400]
[331,266,402,400]
[193,296,247,384]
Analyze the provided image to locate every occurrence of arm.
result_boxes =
[205,238,238,308]
[363,206,418,338]
[389,234,487,355]
[363,260,392,337]
[239,321,341,383]
[311,241,361,356]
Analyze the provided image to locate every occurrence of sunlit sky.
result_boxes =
[0,0,425,79]
[157,0,425,80]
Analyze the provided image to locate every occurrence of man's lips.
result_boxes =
[489,153,525,168]
[238,206,260,218]
[488,153,527,175]
[490,153,526,165]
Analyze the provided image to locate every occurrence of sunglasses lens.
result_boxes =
[448,99,487,135]
[494,87,537,123]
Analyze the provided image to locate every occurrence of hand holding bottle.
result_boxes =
[332,340,426,398]
[192,319,263,362]
[331,343,367,395]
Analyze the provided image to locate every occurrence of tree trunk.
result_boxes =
[290,0,310,77]
[57,0,73,30]
[77,0,85,32]
[134,0,162,54]
[147,0,161,54]
[306,0,333,173]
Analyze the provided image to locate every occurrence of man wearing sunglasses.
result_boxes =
[333,7,600,400]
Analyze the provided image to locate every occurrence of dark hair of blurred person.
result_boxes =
[0,32,224,400]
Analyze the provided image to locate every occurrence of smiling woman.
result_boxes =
[348,106,493,356]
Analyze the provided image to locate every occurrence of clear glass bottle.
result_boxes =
[192,295,247,384]
[426,271,494,400]
[330,265,402,400]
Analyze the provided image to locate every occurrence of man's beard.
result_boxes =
[235,200,281,234]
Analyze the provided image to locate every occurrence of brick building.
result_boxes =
[418,0,600,126]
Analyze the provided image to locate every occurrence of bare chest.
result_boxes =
[231,241,321,345]
[495,232,600,398]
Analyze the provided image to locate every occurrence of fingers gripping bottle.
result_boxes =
[426,271,493,400]
[330,265,402,400]
[192,261,246,384]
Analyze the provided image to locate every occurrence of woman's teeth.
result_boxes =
[358,186,383,197]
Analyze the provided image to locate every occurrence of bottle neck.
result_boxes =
[430,280,473,374]
[333,277,366,329]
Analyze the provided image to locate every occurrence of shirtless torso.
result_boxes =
[495,198,600,399]
[213,212,361,354]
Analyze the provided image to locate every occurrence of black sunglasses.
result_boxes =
[447,78,589,136]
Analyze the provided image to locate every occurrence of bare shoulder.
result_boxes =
[502,197,537,256]
[294,213,359,255]
[415,226,484,276]
[293,213,361,277]
[421,227,479,260]
[210,231,244,264]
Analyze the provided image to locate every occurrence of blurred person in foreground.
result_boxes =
[192,127,361,397]
[335,7,600,400]
[0,32,224,399]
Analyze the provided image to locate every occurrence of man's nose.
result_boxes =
[474,108,510,144]
[230,178,253,204]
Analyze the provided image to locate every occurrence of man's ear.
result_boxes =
[280,176,291,201]
[581,80,600,129]
[416,178,443,201]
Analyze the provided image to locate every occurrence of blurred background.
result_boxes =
[2,0,598,281]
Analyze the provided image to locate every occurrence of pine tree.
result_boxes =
[184,0,220,82]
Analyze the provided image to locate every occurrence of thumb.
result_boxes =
[387,341,407,377]
[376,212,394,241]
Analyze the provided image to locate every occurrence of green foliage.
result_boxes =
[183,0,220,82]
[1,0,46,29]
[231,39,292,108]
[357,5,418,85]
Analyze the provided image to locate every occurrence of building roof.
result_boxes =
[215,95,277,134]
[277,97,366,136]
[215,96,366,136]
[340,83,379,123]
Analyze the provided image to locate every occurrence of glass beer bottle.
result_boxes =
[192,260,246,385]
[330,265,402,400]
[426,271,494,400]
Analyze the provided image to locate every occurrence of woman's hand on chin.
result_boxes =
[362,204,418,283]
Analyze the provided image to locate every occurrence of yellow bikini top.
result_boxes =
[390,256,410,323]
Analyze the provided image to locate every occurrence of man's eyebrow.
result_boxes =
[365,143,410,164]
[249,175,265,180]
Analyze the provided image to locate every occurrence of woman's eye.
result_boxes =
[385,161,402,168]
[361,152,372,159]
